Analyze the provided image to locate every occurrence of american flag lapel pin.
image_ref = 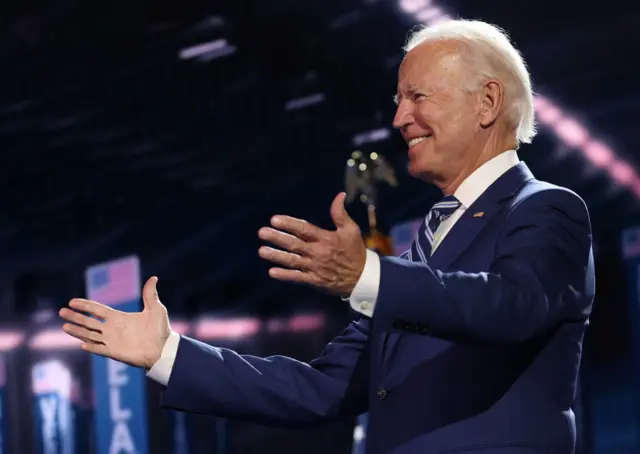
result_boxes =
[473,211,484,218]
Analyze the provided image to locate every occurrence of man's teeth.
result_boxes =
[408,136,430,147]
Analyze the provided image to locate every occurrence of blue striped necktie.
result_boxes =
[404,195,461,263]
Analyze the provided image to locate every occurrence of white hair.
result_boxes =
[403,19,536,144]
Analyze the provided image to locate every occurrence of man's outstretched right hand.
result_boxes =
[59,276,172,370]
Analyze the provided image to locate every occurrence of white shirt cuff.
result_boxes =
[348,249,381,318]
[146,330,181,387]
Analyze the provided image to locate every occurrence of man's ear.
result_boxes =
[479,80,504,128]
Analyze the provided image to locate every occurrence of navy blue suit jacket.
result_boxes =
[161,163,595,454]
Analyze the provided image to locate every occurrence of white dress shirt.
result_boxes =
[348,150,520,317]
[147,330,181,386]
[146,150,520,387]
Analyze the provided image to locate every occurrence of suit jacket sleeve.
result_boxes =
[373,188,595,344]
[160,317,371,427]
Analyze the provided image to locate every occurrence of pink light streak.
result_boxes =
[170,319,190,335]
[287,313,326,332]
[29,328,81,350]
[195,317,261,340]
[534,94,640,193]
[17,310,328,351]
[399,0,433,14]
[0,331,24,351]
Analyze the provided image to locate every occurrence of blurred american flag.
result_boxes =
[391,218,423,256]
[85,256,141,307]
[31,361,72,397]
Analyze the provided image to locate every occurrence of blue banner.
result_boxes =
[86,256,149,454]
[31,360,74,454]
[389,218,422,255]
[351,413,368,454]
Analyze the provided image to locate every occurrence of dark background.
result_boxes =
[0,0,638,452]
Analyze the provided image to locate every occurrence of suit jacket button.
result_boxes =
[377,388,388,400]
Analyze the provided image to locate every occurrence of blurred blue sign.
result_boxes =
[31,360,74,454]
[390,218,422,256]
[351,413,368,454]
[86,256,149,454]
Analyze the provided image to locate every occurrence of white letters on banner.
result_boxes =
[39,396,58,454]
[107,360,136,454]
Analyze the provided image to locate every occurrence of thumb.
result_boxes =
[142,276,162,310]
[330,192,353,229]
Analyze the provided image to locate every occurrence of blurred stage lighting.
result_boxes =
[29,328,81,350]
[0,331,24,351]
[179,39,236,61]
[20,312,326,352]
[194,317,261,341]
[285,93,326,111]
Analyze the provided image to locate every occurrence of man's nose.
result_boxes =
[392,103,413,129]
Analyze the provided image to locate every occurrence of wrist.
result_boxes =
[341,247,368,298]
[144,330,171,369]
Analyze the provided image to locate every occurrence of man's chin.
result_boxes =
[408,162,439,184]
[407,160,426,178]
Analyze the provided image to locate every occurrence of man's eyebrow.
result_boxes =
[406,84,420,93]
[393,85,421,104]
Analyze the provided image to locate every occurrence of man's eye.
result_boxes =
[413,93,426,101]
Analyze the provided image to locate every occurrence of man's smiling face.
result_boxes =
[393,40,486,187]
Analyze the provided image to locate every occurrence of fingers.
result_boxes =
[59,308,104,331]
[62,322,103,343]
[61,300,107,344]
[68,299,111,320]
[80,342,110,357]
[258,246,312,270]
[142,276,161,310]
[258,227,309,255]
[269,216,326,241]
[268,268,313,284]
[330,192,350,228]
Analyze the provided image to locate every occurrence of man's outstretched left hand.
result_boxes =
[258,192,367,298]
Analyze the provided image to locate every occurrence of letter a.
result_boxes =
[109,421,135,454]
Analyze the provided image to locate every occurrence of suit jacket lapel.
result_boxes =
[428,162,535,270]
[379,163,535,377]
[427,202,499,269]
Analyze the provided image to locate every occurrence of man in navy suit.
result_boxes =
[60,19,594,453]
